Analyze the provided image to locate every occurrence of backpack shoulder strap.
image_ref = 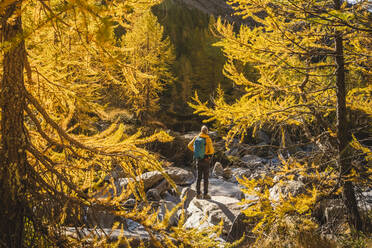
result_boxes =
[199,136,206,143]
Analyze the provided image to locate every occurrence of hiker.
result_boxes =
[187,125,215,199]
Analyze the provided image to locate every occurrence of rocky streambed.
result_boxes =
[65,130,372,246]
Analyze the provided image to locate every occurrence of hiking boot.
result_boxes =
[203,194,211,200]
[196,194,202,199]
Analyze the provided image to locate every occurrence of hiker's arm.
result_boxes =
[205,137,214,155]
[187,137,196,151]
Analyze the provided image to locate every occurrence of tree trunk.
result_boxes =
[334,0,363,232]
[0,1,28,247]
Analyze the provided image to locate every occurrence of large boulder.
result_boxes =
[116,167,194,196]
[184,196,243,235]
[166,166,195,185]
[141,171,165,190]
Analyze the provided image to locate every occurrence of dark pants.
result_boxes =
[196,158,210,195]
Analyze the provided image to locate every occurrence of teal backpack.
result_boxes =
[193,136,206,159]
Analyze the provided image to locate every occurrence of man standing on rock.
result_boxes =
[188,125,214,199]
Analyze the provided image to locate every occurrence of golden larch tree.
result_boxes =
[121,9,175,122]
[1,0,224,247]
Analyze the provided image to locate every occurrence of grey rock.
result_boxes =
[164,191,181,205]
[115,167,195,196]
[146,188,161,201]
[241,155,266,167]
[212,162,224,177]
[116,172,163,196]
[181,187,197,209]
[361,189,372,204]
[141,171,165,190]
[297,175,310,184]
[184,196,243,235]
[359,190,372,212]
[126,218,144,232]
[312,199,347,230]
[222,167,233,180]
[269,180,305,201]
[166,166,195,185]
[155,179,171,196]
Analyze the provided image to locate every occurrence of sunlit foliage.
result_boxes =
[1,0,223,247]
[190,0,371,245]
[120,9,175,121]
